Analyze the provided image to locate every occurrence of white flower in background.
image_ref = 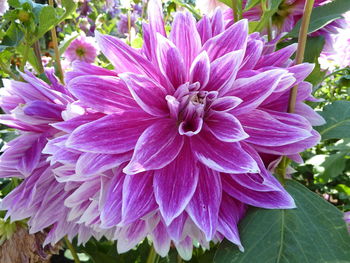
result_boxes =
[0,0,9,16]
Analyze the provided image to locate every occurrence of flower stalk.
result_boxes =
[277,0,315,183]
[288,0,315,113]
[64,236,80,263]
[231,0,241,22]
[49,0,64,84]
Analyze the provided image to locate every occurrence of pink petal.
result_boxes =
[150,221,171,257]
[153,144,199,225]
[239,109,312,146]
[202,19,248,61]
[190,51,210,88]
[66,112,156,154]
[120,172,157,226]
[255,43,297,68]
[117,220,148,253]
[170,11,202,72]
[230,69,288,114]
[196,15,212,45]
[100,170,125,228]
[206,50,244,94]
[76,152,132,176]
[186,164,222,241]
[123,119,184,174]
[68,76,137,114]
[205,111,248,142]
[120,72,169,117]
[191,129,259,174]
[217,193,245,251]
[156,33,187,89]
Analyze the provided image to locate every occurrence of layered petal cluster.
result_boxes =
[64,33,98,63]
[224,0,346,54]
[0,1,324,260]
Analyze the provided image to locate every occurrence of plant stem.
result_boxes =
[127,9,132,46]
[33,41,44,74]
[231,0,240,22]
[64,236,80,263]
[287,0,315,113]
[49,0,64,84]
[146,245,159,263]
[277,0,314,183]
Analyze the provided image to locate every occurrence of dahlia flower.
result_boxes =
[118,13,137,35]
[0,0,324,259]
[224,0,346,55]
[63,34,98,63]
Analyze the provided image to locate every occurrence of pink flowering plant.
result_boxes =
[0,0,349,262]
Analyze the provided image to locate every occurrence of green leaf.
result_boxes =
[37,5,59,38]
[306,152,348,181]
[214,180,350,263]
[0,23,24,51]
[287,0,350,38]
[316,101,350,140]
[250,0,283,32]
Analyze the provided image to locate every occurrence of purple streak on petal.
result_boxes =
[190,51,210,88]
[186,164,222,241]
[120,72,169,117]
[65,61,117,84]
[117,220,148,253]
[202,19,248,61]
[294,103,326,126]
[156,33,187,89]
[167,213,187,242]
[100,169,125,228]
[240,39,263,71]
[170,11,202,72]
[120,172,157,226]
[76,152,132,176]
[123,119,184,174]
[255,43,297,68]
[210,96,242,112]
[217,193,245,251]
[205,111,248,142]
[66,112,156,154]
[211,8,224,35]
[68,75,138,114]
[222,173,296,209]
[52,112,105,133]
[153,143,199,225]
[95,32,163,84]
[191,129,259,174]
[287,63,315,84]
[150,221,171,257]
[196,15,212,45]
[239,109,312,146]
[206,50,244,94]
[229,69,287,114]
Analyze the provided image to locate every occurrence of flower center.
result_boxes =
[76,47,86,57]
[166,83,217,136]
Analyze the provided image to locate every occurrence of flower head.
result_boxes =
[0,0,324,259]
[64,34,98,63]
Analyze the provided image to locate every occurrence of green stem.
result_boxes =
[277,0,314,182]
[323,67,350,81]
[49,0,64,84]
[33,41,44,74]
[146,246,159,263]
[287,0,315,113]
[231,0,240,22]
[127,9,132,46]
[64,236,80,263]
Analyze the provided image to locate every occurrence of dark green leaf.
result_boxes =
[214,180,350,263]
[316,101,350,140]
[287,0,350,38]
